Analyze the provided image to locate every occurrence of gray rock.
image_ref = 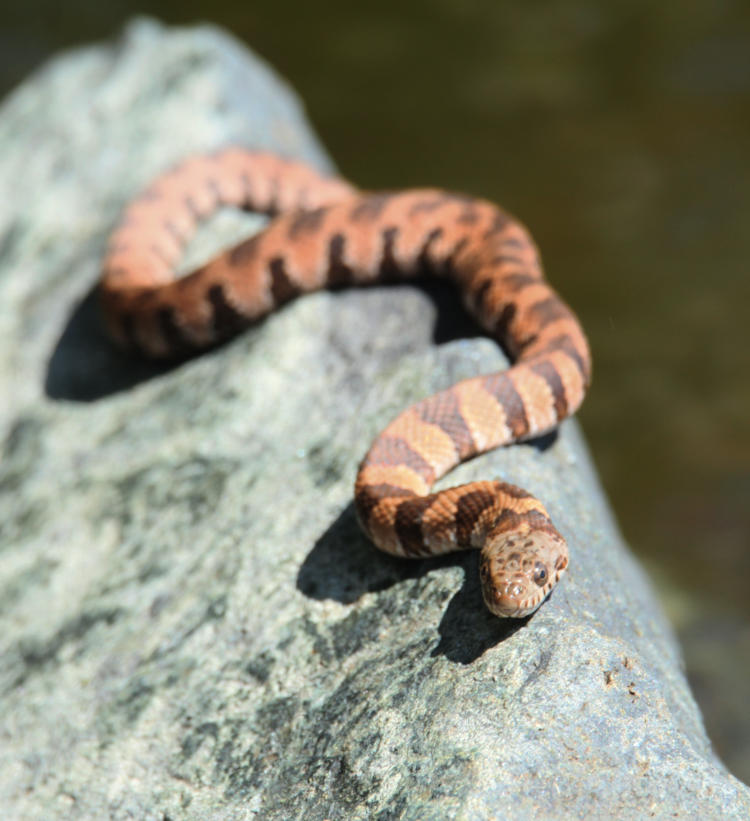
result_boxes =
[0,17,747,820]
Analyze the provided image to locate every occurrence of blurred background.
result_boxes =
[3,0,749,783]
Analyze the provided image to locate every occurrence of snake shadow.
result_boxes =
[44,284,175,401]
[44,276,504,403]
[297,502,531,664]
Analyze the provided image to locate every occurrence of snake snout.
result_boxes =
[481,574,543,619]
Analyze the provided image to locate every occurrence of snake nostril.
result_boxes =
[504,583,524,599]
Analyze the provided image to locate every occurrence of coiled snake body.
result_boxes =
[100,149,591,618]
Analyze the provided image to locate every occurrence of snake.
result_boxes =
[100,148,592,618]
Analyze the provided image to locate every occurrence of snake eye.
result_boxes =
[533,562,548,586]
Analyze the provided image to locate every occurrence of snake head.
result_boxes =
[479,522,568,618]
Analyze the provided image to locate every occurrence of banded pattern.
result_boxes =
[100,147,591,618]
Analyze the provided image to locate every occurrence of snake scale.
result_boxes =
[100,148,592,618]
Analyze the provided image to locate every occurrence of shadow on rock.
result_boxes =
[421,277,484,346]
[296,502,424,606]
[45,285,171,401]
[527,430,558,453]
[298,502,530,664]
[432,557,531,664]
[46,280,456,403]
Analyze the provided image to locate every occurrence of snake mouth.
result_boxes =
[488,591,545,619]
[482,565,566,618]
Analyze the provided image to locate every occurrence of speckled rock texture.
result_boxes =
[0,18,748,821]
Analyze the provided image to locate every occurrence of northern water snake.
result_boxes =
[100,148,591,617]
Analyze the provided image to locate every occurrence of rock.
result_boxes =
[0,17,748,820]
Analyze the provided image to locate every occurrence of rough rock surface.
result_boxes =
[0,18,748,820]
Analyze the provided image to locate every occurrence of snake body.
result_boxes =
[100,148,591,618]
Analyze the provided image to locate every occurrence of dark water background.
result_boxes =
[4,0,749,783]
